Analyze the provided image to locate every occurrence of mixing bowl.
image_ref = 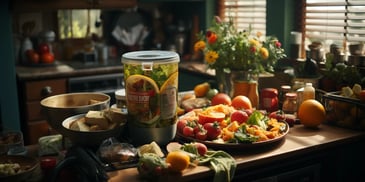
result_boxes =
[62,114,125,147]
[40,92,110,133]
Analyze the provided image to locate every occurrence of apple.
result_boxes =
[38,43,50,54]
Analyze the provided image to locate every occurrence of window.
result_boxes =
[57,9,102,39]
[218,0,266,35]
[305,0,365,52]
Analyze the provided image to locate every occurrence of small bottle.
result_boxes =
[303,82,315,101]
[282,92,298,115]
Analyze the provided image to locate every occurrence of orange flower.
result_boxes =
[205,50,219,64]
[194,40,206,52]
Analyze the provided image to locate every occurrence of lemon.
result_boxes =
[160,72,178,93]
[125,74,159,94]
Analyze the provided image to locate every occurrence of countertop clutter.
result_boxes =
[23,124,365,182]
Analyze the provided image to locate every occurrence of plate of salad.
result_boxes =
[176,104,289,150]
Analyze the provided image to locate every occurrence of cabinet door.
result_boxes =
[26,121,52,145]
[24,78,66,101]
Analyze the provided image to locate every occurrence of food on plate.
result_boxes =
[180,97,210,113]
[68,109,126,132]
[231,95,252,110]
[298,99,326,128]
[177,104,287,144]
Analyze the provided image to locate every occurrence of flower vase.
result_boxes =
[230,70,259,109]
[215,68,232,96]
[215,69,259,109]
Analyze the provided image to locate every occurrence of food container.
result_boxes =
[322,92,365,130]
[121,50,179,145]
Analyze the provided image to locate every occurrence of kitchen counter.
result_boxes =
[106,124,365,182]
[16,59,124,81]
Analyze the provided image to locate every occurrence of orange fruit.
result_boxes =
[194,82,210,97]
[297,99,326,128]
[165,151,190,172]
[231,95,252,110]
[211,93,232,106]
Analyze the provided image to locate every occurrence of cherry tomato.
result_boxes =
[26,49,40,64]
[194,127,208,141]
[203,122,221,140]
[177,119,188,133]
[230,110,249,124]
[211,93,231,106]
[269,110,286,121]
[182,126,194,137]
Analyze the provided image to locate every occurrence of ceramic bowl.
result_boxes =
[40,92,110,133]
[0,155,40,182]
[61,114,125,147]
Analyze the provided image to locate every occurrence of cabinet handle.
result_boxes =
[41,86,53,97]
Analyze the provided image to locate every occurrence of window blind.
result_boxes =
[219,0,266,35]
[305,0,365,50]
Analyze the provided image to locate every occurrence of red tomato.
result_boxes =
[194,128,208,141]
[269,110,285,121]
[177,119,188,133]
[230,110,249,124]
[41,53,54,63]
[203,122,221,140]
[38,43,50,54]
[198,112,225,125]
[182,126,194,137]
[211,93,231,106]
[231,95,252,110]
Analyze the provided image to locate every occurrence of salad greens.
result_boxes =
[246,110,268,130]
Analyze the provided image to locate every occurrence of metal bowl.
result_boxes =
[40,92,110,133]
[62,114,125,147]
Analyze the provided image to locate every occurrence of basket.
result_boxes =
[322,91,365,130]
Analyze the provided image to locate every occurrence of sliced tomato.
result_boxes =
[198,112,225,125]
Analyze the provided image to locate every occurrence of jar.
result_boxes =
[279,85,291,109]
[282,92,298,115]
[260,88,278,112]
[115,89,127,114]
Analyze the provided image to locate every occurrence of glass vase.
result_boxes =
[215,69,259,109]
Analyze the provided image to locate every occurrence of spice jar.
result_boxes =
[115,89,127,114]
[282,92,298,115]
[260,88,278,112]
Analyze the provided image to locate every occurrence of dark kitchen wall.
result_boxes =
[0,0,21,131]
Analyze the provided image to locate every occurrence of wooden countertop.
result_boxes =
[107,124,365,182]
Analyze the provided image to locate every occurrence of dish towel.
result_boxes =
[198,150,237,182]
